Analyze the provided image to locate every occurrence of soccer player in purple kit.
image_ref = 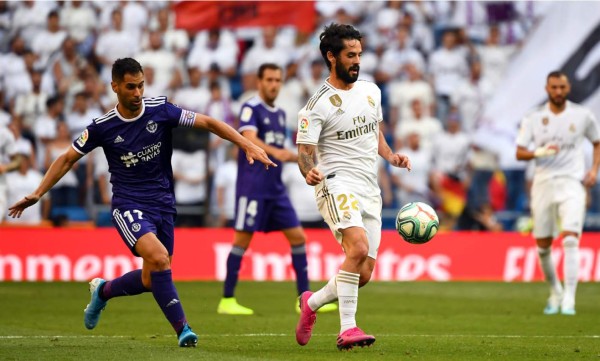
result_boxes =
[8,58,275,347]
[217,63,337,315]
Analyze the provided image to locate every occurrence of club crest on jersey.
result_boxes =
[542,117,549,125]
[367,96,375,108]
[570,123,576,132]
[131,223,141,232]
[76,129,88,147]
[329,94,342,107]
[146,120,157,133]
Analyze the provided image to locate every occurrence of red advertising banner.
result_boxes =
[1,228,600,282]
[173,1,316,34]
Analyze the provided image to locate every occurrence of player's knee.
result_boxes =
[562,234,579,248]
[346,242,369,262]
[146,252,171,270]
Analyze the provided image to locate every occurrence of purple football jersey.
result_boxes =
[72,96,196,209]
[236,96,287,199]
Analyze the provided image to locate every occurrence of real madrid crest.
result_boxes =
[329,94,342,107]
[146,120,157,133]
[569,123,576,132]
[367,95,375,108]
[542,117,549,126]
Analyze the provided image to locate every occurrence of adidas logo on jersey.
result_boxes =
[114,135,124,143]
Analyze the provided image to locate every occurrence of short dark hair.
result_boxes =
[319,23,362,70]
[257,63,281,79]
[547,70,568,82]
[112,58,143,82]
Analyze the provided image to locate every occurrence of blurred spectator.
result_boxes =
[281,161,326,228]
[277,62,306,132]
[388,62,435,130]
[33,95,63,168]
[0,122,20,221]
[188,28,239,78]
[394,99,443,151]
[399,9,435,56]
[10,1,50,47]
[450,1,489,44]
[31,10,67,69]
[59,0,97,56]
[136,30,182,93]
[205,81,235,173]
[64,92,102,198]
[212,144,237,227]
[94,8,140,83]
[476,25,518,89]
[12,70,47,135]
[44,121,79,210]
[172,148,208,227]
[88,147,111,205]
[5,148,48,224]
[376,25,425,85]
[431,116,471,229]
[3,36,34,103]
[148,7,189,59]
[0,92,11,127]
[7,120,37,170]
[450,61,493,134]
[139,66,164,98]
[391,132,435,207]
[173,67,210,113]
[240,26,291,91]
[301,59,326,98]
[52,37,88,104]
[428,29,469,124]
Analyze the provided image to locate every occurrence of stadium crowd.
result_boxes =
[0,0,580,231]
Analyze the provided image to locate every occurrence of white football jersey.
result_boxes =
[297,79,383,191]
[516,101,600,182]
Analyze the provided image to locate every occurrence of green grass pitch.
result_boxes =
[0,281,599,360]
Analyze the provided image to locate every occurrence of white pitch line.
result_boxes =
[0,334,598,339]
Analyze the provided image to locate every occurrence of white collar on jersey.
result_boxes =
[114,99,146,122]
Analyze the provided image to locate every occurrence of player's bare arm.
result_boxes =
[193,113,276,169]
[298,143,323,186]
[8,147,82,218]
[377,129,411,171]
[583,141,600,187]
[0,154,22,174]
[516,144,559,161]
[241,130,297,162]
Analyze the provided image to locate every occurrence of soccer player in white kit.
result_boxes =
[516,71,600,315]
[294,23,411,350]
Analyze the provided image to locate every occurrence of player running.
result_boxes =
[8,57,274,347]
[295,24,411,350]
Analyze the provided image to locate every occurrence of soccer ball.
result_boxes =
[395,202,439,244]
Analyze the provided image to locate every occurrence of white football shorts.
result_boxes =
[531,176,586,239]
[315,174,382,259]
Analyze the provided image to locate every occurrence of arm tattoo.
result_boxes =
[298,145,316,178]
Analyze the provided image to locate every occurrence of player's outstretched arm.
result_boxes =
[377,129,411,171]
[298,143,323,186]
[241,130,297,162]
[8,147,82,218]
[193,113,276,169]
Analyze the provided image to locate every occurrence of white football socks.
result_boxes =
[308,275,338,311]
[336,270,359,333]
[562,235,579,306]
[537,246,563,296]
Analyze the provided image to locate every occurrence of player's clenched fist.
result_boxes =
[305,167,323,186]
